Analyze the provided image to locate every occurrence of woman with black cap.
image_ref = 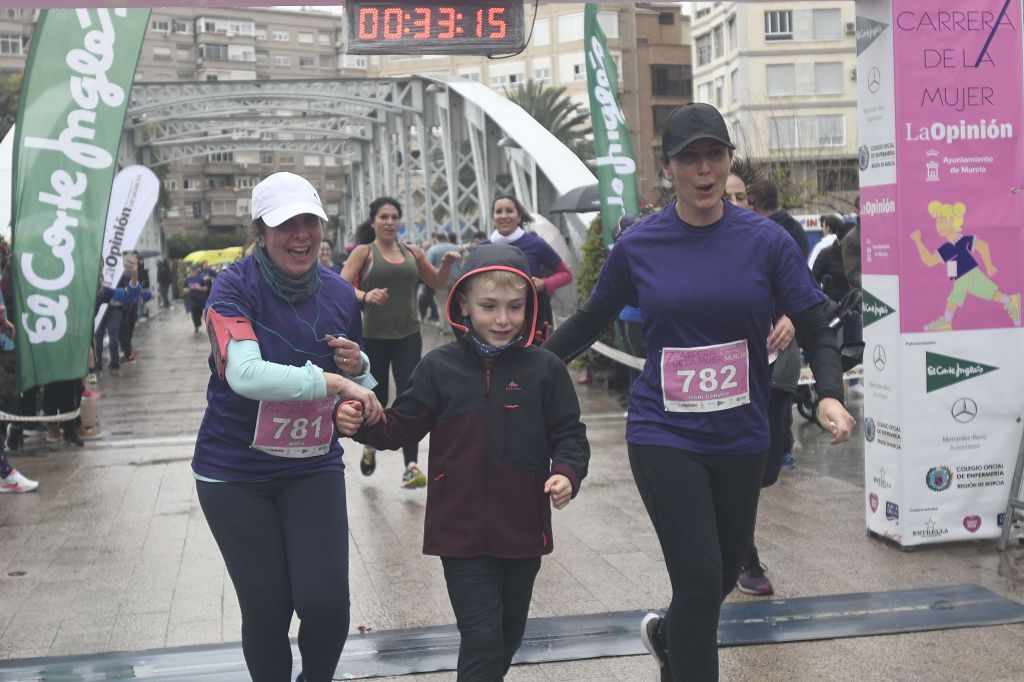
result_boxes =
[544,103,854,681]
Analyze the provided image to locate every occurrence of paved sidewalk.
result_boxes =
[1,310,1022,680]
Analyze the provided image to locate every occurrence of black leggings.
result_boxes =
[365,332,422,465]
[197,473,350,682]
[628,443,766,682]
[442,556,541,681]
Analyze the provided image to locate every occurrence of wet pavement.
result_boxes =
[1,306,1023,681]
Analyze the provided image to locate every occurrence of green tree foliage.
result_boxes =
[0,73,22,139]
[505,80,593,164]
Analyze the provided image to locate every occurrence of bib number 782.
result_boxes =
[676,365,738,393]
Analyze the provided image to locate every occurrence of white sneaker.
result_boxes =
[1,469,39,493]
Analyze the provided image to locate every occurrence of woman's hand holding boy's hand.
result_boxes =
[545,474,572,509]
[335,401,364,436]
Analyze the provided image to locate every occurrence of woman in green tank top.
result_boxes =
[341,197,460,488]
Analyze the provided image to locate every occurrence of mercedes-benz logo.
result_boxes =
[873,345,886,371]
[951,397,978,423]
[868,66,881,94]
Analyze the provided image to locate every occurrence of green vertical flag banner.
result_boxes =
[584,3,639,247]
[11,8,149,391]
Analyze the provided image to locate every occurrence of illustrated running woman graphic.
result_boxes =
[910,200,1021,331]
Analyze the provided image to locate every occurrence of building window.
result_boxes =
[152,46,172,61]
[813,8,842,40]
[172,20,189,34]
[198,44,229,61]
[211,199,235,215]
[769,115,845,149]
[597,11,619,39]
[151,20,169,32]
[319,55,332,69]
[177,70,193,80]
[298,32,314,44]
[206,74,219,81]
[300,56,314,68]
[163,178,178,191]
[228,21,253,37]
[815,62,843,94]
[318,31,332,45]
[697,82,710,104]
[572,63,586,81]
[260,151,274,164]
[727,16,737,51]
[714,76,724,107]
[816,159,859,192]
[191,202,202,218]
[764,10,793,41]
[713,25,724,59]
[459,70,480,82]
[325,179,337,190]
[272,30,289,42]
[3,10,25,19]
[279,154,295,165]
[533,18,549,46]
[256,51,268,65]
[651,64,691,98]
[273,55,290,67]
[236,176,257,189]
[557,13,584,42]
[765,64,795,96]
[255,24,267,40]
[0,34,25,56]
[534,66,551,85]
[207,151,234,163]
[730,68,739,102]
[695,33,712,67]
[652,105,676,136]
[658,12,674,26]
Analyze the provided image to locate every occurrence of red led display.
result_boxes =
[347,1,526,55]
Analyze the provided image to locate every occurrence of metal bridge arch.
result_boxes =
[125,76,595,250]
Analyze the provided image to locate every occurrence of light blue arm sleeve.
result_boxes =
[224,339,327,401]
[343,350,378,390]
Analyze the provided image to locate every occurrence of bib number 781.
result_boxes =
[271,416,323,441]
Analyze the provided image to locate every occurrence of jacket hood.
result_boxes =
[445,243,538,347]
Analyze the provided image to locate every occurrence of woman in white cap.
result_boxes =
[544,103,855,681]
[193,171,383,682]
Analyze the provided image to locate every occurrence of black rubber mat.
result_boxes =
[1,584,1021,680]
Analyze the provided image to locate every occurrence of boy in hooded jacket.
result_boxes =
[335,243,589,681]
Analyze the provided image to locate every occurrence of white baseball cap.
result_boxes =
[251,172,328,227]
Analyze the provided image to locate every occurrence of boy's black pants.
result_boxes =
[441,555,541,681]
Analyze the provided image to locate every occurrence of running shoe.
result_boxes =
[76,425,103,440]
[924,317,952,332]
[87,373,98,386]
[81,388,102,399]
[1006,293,1021,326]
[639,612,672,682]
[360,447,376,476]
[401,463,426,489]
[1,469,39,493]
[45,424,61,443]
[737,545,774,596]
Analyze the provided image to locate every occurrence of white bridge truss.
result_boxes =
[125,77,595,247]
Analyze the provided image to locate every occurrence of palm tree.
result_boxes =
[505,80,593,164]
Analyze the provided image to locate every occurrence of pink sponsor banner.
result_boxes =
[894,1,1024,334]
[860,184,899,275]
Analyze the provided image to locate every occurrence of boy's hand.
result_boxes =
[335,400,363,436]
[544,474,572,510]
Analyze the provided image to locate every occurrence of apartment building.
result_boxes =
[690,1,859,212]
[367,3,693,204]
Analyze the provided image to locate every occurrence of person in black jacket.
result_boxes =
[748,180,809,259]
[335,243,589,681]
[811,215,851,302]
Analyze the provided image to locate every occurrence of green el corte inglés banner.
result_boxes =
[11,8,149,390]
[584,3,639,247]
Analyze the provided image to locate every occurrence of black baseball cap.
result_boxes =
[662,103,735,157]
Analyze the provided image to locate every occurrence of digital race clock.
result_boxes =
[345,1,527,55]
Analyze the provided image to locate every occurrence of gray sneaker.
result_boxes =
[639,612,672,681]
